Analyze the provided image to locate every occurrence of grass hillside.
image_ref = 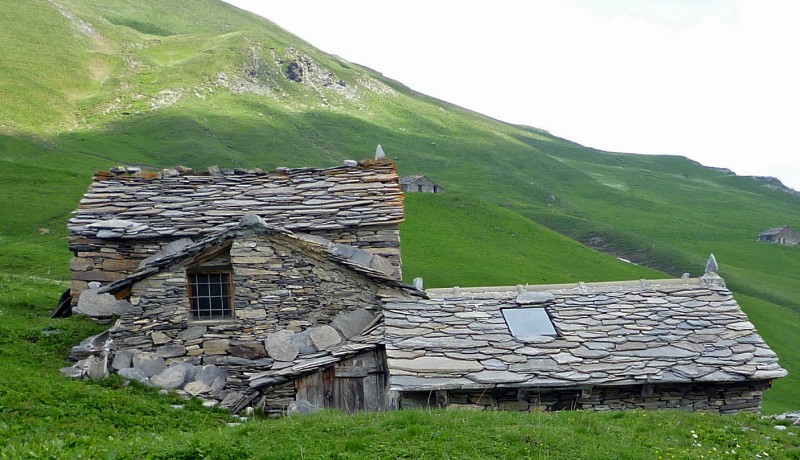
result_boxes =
[0,0,799,449]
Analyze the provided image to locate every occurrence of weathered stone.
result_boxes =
[573,347,610,359]
[132,352,166,378]
[151,365,191,389]
[194,364,227,386]
[219,391,245,409]
[466,371,529,384]
[229,341,267,359]
[112,349,135,370]
[266,330,299,362]
[331,308,376,339]
[632,346,697,359]
[292,330,317,354]
[86,354,109,379]
[309,326,342,350]
[157,344,186,358]
[177,326,207,341]
[118,367,151,385]
[203,339,230,355]
[288,400,322,416]
[75,289,131,318]
[672,364,714,379]
[151,331,170,345]
[390,357,483,373]
[228,357,273,367]
[516,292,555,305]
[184,380,211,396]
[60,366,84,379]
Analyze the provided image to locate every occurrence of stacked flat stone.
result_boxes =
[69,159,404,239]
[383,278,786,392]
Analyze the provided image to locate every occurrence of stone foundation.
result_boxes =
[398,381,771,414]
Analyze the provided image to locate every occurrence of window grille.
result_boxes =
[187,272,232,320]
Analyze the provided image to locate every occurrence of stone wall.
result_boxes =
[69,237,164,300]
[106,232,389,406]
[398,380,770,414]
[69,223,402,302]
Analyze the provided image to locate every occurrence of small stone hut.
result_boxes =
[757,226,800,245]
[382,267,786,413]
[85,215,423,413]
[399,175,444,193]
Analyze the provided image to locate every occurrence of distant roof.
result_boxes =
[759,226,793,236]
[399,175,438,185]
[383,278,786,391]
[69,159,403,241]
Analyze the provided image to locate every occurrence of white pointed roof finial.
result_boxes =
[705,253,718,275]
[375,144,385,160]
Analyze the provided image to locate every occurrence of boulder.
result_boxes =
[194,364,227,386]
[229,341,267,359]
[184,381,211,396]
[118,367,151,385]
[309,325,342,350]
[74,289,131,318]
[132,352,167,378]
[331,308,375,339]
[111,349,134,370]
[266,330,299,362]
[292,329,317,354]
[151,364,193,389]
[287,400,322,416]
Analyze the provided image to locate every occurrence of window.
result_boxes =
[502,308,557,338]
[187,272,232,320]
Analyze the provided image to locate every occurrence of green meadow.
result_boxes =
[1,0,798,456]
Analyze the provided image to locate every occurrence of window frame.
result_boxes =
[186,270,234,321]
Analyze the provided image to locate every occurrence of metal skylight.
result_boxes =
[502,307,557,338]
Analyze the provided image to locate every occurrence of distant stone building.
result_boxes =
[757,226,800,245]
[399,175,444,193]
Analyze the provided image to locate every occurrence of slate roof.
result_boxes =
[383,275,786,392]
[99,214,421,296]
[759,226,794,237]
[69,159,404,240]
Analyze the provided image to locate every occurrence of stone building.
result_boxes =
[66,159,405,305]
[399,175,444,193]
[86,215,423,413]
[757,226,800,245]
[382,268,786,413]
[63,159,786,415]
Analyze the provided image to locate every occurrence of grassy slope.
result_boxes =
[0,0,798,449]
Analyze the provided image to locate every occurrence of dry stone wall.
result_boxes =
[69,223,402,302]
[106,232,387,406]
[399,380,769,414]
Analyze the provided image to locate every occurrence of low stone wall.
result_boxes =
[398,381,770,414]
